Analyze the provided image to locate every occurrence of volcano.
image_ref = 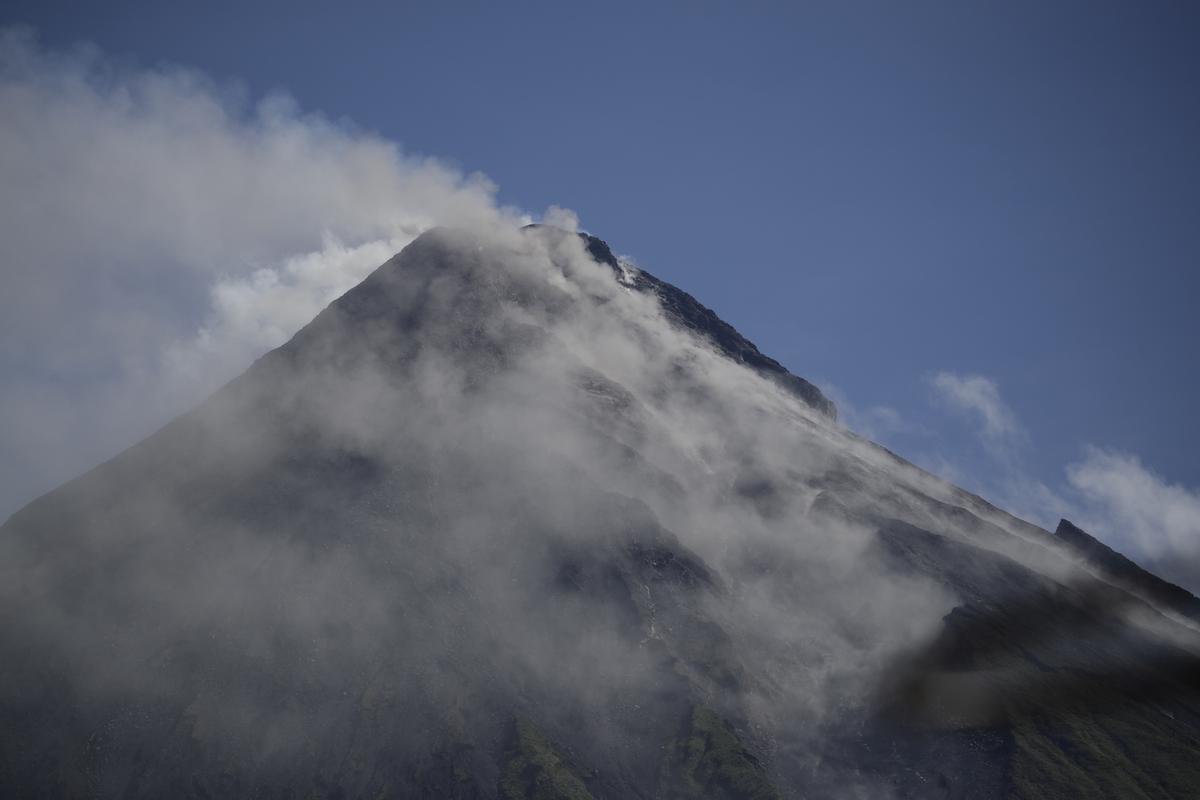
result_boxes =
[3,225,1199,799]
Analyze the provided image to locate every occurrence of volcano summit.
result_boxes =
[3,225,1199,799]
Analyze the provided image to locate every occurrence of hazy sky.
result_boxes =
[2,1,1198,576]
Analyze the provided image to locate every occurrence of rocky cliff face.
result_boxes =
[2,225,1198,799]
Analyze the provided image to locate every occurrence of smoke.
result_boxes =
[0,27,521,518]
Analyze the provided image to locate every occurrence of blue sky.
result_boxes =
[2,2,1198,579]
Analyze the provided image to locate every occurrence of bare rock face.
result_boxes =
[2,226,1199,799]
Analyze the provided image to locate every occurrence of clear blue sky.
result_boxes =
[5,1,1199,536]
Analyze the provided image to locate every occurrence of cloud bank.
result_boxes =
[0,27,523,518]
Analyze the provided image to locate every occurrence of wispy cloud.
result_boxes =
[1065,447,1200,584]
[927,369,1200,590]
[819,381,914,443]
[929,371,1023,455]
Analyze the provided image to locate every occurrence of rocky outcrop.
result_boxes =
[1055,518,1200,622]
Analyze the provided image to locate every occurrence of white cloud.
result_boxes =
[0,27,530,517]
[1065,447,1200,568]
[923,369,1200,588]
[930,371,1023,455]
[159,235,411,404]
[542,205,579,232]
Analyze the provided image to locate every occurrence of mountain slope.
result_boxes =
[2,225,1199,798]
[1055,518,1200,622]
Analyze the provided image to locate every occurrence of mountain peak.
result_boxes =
[520,223,619,269]
[5,226,1200,798]
[521,224,835,419]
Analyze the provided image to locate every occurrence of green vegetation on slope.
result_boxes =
[659,705,782,800]
[1008,687,1200,800]
[499,718,594,800]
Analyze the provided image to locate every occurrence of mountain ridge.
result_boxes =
[525,224,836,419]
[1055,518,1200,622]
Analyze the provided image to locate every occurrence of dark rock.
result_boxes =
[1055,518,1200,622]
